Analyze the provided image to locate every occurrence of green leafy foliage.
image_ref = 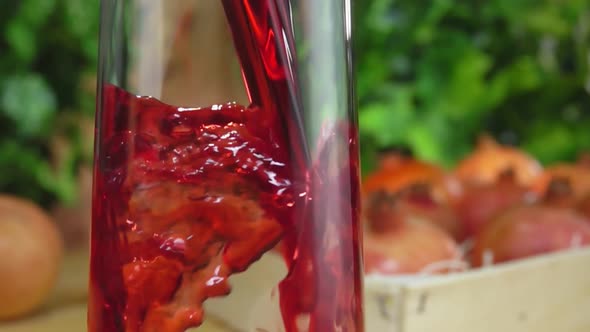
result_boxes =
[2,75,57,136]
[2,0,589,205]
[355,0,590,172]
[0,0,99,206]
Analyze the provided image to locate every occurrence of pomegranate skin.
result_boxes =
[577,194,590,221]
[472,205,590,267]
[364,219,463,275]
[454,176,536,239]
[365,186,464,240]
[363,156,462,206]
[531,164,590,201]
[455,135,542,187]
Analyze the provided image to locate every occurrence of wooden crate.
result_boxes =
[365,247,590,332]
[207,247,590,332]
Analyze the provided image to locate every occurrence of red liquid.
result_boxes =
[89,1,363,331]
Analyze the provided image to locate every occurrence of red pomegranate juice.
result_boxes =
[89,1,363,332]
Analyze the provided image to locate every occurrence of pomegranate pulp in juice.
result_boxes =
[89,1,363,332]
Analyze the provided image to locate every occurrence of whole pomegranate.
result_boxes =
[541,178,578,209]
[363,153,462,206]
[363,191,464,275]
[365,185,463,240]
[531,163,590,202]
[455,135,542,187]
[577,194,590,220]
[472,205,590,267]
[364,221,464,275]
[453,171,537,239]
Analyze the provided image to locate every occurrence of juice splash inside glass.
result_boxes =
[89,1,363,331]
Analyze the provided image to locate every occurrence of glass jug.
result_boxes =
[89,1,364,331]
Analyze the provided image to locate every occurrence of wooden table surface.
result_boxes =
[0,251,231,332]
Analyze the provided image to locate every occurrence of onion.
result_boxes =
[455,135,542,187]
[365,186,463,240]
[471,205,590,267]
[364,220,464,275]
[453,171,537,239]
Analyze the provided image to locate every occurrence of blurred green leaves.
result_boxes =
[62,0,100,62]
[0,140,77,205]
[18,0,57,26]
[0,0,99,206]
[2,0,589,204]
[2,75,57,137]
[5,20,37,64]
[4,0,56,64]
[355,0,590,173]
